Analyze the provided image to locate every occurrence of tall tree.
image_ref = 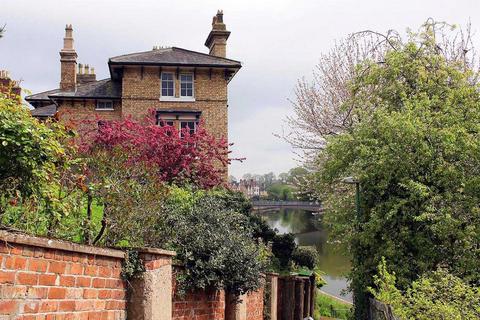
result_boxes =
[316,22,480,319]
[282,21,479,163]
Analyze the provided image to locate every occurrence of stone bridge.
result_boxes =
[252,200,322,212]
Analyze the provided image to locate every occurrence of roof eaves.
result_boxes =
[48,94,121,100]
[171,47,241,64]
[108,60,241,68]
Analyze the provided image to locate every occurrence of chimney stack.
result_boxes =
[77,63,97,84]
[205,10,230,58]
[59,24,77,91]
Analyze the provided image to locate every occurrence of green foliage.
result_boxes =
[81,146,169,246]
[0,94,84,239]
[370,259,480,320]
[287,167,309,184]
[315,24,480,318]
[271,233,296,270]
[267,183,295,201]
[163,192,267,296]
[0,94,68,195]
[314,270,327,288]
[121,250,145,281]
[314,292,352,320]
[292,246,318,270]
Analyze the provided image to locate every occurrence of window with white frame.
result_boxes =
[96,100,114,110]
[161,72,175,97]
[180,73,194,97]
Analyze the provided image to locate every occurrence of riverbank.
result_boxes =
[259,208,352,302]
[314,290,352,320]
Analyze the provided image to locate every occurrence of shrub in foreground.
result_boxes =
[370,258,480,320]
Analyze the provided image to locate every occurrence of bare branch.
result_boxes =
[280,20,480,165]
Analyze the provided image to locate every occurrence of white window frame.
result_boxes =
[160,72,175,98]
[180,73,194,98]
[96,100,114,111]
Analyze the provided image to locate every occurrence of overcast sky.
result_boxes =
[1,0,480,178]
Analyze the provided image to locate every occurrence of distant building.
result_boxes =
[231,179,262,198]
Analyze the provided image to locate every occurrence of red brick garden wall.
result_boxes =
[0,230,267,320]
[0,231,127,320]
[246,288,264,320]
[172,288,225,320]
[172,267,225,320]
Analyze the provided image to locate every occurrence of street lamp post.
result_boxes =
[341,176,364,318]
[341,176,360,221]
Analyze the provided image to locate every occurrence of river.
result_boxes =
[259,208,353,302]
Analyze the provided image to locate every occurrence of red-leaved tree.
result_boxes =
[71,111,238,244]
[77,111,231,189]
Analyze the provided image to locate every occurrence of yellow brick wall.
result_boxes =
[57,100,122,130]
[121,66,228,140]
[56,66,229,179]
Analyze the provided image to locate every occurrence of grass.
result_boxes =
[313,291,352,320]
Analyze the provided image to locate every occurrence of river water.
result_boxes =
[259,208,353,302]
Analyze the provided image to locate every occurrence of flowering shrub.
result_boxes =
[77,111,231,189]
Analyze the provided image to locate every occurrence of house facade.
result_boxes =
[26,10,241,141]
[230,179,264,198]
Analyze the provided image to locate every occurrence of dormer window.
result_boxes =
[180,73,194,97]
[161,72,175,97]
[96,100,114,110]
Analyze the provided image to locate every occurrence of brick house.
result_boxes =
[230,179,263,198]
[26,10,241,141]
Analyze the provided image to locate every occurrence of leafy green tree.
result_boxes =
[0,93,83,238]
[162,192,268,296]
[267,183,294,200]
[292,246,319,270]
[316,23,480,318]
[271,233,296,270]
[278,172,289,183]
[287,166,308,184]
[370,259,480,320]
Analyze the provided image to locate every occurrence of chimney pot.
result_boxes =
[205,10,230,58]
[59,24,77,91]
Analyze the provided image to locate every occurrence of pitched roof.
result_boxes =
[109,47,241,68]
[49,79,121,99]
[30,104,57,117]
[25,79,121,103]
[25,88,61,101]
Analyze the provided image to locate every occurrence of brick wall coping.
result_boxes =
[134,247,176,257]
[0,230,125,259]
[265,272,279,276]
